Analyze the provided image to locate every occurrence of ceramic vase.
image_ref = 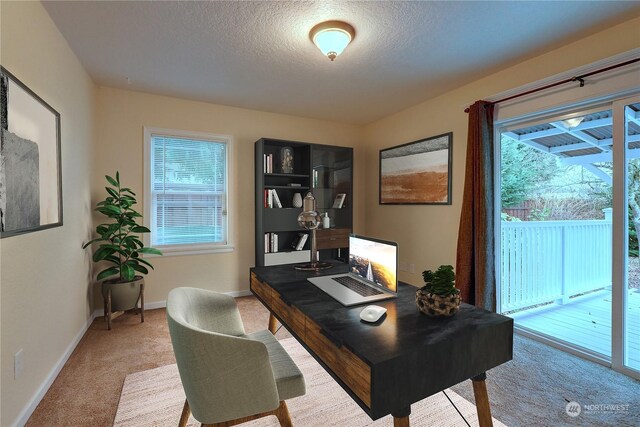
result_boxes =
[292,192,303,208]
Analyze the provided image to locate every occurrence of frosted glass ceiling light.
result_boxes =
[310,20,355,61]
[563,116,585,129]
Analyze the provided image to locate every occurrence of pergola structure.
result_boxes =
[503,103,640,185]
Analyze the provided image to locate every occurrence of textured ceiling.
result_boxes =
[43,1,640,125]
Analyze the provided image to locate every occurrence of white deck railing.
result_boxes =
[500,220,612,312]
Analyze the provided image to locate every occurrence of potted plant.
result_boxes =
[415,264,461,317]
[83,172,162,329]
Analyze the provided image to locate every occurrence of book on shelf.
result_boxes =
[291,232,308,251]
[265,232,279,253]
[271,189,282,208]
[264,189,283,208]
[263,154,274,173]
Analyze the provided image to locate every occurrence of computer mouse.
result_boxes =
[360,305,387,323]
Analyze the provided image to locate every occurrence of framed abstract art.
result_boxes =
[379,132,452,205]
[1,67,62,237]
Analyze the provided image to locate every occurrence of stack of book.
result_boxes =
[264,232,279,253]
[291,233,308,251]
[263,154,274,173]
[264,188,283,208]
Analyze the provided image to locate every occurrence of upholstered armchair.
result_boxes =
[166,287,306,427]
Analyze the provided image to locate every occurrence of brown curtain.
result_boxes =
[456,100,496,311]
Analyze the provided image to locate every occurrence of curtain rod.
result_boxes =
[464,57,640,113]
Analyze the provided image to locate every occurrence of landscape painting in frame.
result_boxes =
[379,133,452,205]
[1,67,62,237]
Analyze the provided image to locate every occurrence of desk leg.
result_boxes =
[392,406,411,427]
[471,373,493,427]
[268,313,278,335]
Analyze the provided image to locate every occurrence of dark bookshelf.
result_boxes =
[255,138,353,266]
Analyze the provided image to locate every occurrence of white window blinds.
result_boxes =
[150,135,227,247]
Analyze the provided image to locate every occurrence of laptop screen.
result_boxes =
[348,235,398,293]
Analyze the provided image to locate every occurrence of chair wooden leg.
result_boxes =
[268,313,278,334]
[103,298,107,322]
[202,400,290,427]
[140,282,145,323]
[472,373,493,427]
[107,289,112,330]
[178,399,190,427]
[274,401,292,427]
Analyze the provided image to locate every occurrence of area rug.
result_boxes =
[114,338,507,427]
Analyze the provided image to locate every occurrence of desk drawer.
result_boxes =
[271,291,306,339]
[250,273,272,305]
[305,318,371,407]
[315,228,350,250]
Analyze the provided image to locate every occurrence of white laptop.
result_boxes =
[307,234,398,306]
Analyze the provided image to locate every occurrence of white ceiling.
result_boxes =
[43,1,640,125]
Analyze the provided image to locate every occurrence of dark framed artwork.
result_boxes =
[1,67,62,237]
[379,132,452,205]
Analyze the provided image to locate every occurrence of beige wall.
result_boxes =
[0,2,96,426]
[363,17,640,287]
[94,87,363,306]
[1,2,638,424]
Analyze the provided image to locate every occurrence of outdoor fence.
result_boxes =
[500,219,612,312]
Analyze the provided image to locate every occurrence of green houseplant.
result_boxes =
[415,264,461,317]
[83,172,162,329]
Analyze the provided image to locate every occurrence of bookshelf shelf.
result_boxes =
[255,138,353,266]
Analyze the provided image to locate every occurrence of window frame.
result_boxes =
[143,126,234,256]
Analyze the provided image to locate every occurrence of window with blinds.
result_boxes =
[147,131,231,251]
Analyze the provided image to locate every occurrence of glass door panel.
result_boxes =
[624,101,640,372]
[499,108,613,358]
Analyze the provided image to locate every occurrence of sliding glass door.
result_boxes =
[498,94,640,379]
[613,96,640,376]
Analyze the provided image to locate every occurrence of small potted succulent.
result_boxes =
[83,172,162,329]
[415,264,461,317]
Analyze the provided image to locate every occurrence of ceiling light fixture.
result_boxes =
[563,117,585,129]
[310,20,355,61]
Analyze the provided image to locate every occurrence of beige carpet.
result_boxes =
[114,338,507,427]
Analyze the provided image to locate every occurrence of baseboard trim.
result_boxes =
[17,288,253,426]
[90,289,252,318]
[13,311,96,427]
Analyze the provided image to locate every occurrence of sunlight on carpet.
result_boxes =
[114,338,507,426]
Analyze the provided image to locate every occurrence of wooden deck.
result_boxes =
[509,289,640,370]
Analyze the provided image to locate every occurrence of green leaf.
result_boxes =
[138,247,163,255]
[121,187,136,196]
[92,246,115,262]
[121,264,135,281]
[106,175,118,187]
[135,257,155,269]
[116,171,120,185]
[97,205,121,216]
[131,226,150,233]
[82,238,104,249]
[97,267,119,281]
[104,255,121,264]
[105,187,119,198]
[128,262,149,275]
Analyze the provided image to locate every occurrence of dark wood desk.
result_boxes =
[250,263,513,427]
